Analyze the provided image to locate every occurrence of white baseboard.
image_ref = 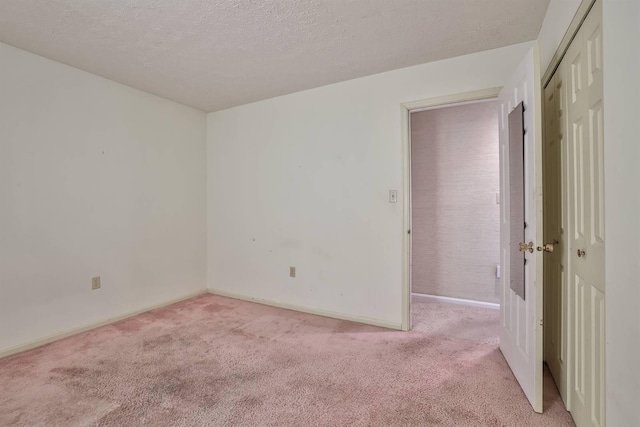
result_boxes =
[207,288,402,330]
[412,292,500,310]
[0,289,208,359]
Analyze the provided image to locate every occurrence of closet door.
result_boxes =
[543,62,568,405]
[565,1,605,425]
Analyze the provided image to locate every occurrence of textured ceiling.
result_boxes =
[0,0,549,112]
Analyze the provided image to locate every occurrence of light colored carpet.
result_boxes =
[411,296,501,346]
[0,294,574,426]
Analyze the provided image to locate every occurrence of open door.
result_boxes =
[498,46,544,413]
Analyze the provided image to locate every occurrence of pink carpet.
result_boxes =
[0,294,574,426]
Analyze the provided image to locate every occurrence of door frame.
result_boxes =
[400,87,502,331]
[542,0,597,87]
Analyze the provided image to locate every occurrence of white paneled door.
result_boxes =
[498,47,544,413]
[564,1,606,425]
[541,2,605,424]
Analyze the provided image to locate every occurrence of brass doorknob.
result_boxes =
[537,243,555,253]
[519,242,534,253]
[577,249,586,258]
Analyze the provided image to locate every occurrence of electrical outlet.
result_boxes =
[289,267,296,278]
[91,276,101,290]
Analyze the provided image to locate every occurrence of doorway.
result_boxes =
[401,88,500,331]
[409,99,501,337]
[400,75,566,414]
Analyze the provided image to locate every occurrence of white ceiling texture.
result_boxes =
[0,1,549,112]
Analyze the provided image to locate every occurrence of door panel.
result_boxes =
[585,9,605,290]
[574,273,587,403]
[591,287,605,424]
[498,46,543,413]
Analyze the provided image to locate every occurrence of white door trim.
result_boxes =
[400,87,501,331]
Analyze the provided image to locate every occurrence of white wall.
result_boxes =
[537,0,582,72]
[410,101,500,303]
[602,1,640,425]
[207,42,533,327]
[0,42,207,354]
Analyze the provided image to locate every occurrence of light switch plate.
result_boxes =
[91,276,101,290]
[389,190,398,203]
